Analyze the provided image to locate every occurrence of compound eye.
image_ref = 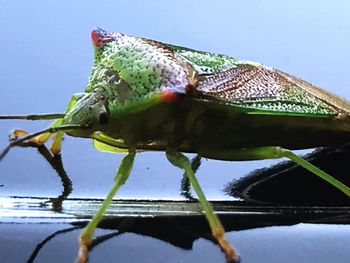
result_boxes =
[97,110,108,125]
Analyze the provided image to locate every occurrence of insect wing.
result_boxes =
[195,64,348,117]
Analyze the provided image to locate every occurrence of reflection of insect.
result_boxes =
[1,28,350,262]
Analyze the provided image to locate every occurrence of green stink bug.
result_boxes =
[1,28,350,263]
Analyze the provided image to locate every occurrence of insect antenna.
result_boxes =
[0,124,87,161]
[0,113,65,120]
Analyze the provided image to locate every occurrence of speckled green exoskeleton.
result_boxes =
[2,28,350,263]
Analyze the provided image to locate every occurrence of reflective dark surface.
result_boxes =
[1,1,350,263]
[2,196,350,263]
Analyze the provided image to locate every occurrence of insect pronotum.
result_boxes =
[1,28,350,263]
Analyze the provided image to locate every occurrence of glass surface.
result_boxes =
[1,1,350,262]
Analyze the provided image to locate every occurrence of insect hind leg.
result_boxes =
[200,146,350,199]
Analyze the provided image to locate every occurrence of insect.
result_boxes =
[1,28,350,263]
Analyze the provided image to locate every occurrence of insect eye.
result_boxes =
[107,72,120,86]
[97,111,108,125]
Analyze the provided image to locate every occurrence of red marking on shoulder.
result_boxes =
[91,28,115,48]
[160,91,178,102]
[91,30,102,47]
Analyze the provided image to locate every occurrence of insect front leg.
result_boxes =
[77,149,136,263]
[166,149,238,263]
[9,118,65,154]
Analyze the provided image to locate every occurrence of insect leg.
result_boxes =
[50,130,64,154]
[77,150,136,263]
[8,118,65,155]
[0,124,84,161]
[166,149,238,263]
[203,146,350,198]
[280,148,350,197]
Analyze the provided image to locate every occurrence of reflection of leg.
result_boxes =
[77,150,136,263]
[27,226,82,263]
[36,146,72,212]
[209,146,350,198]
[8,141,72,211]
[166,149,238,263]
[181,154,201,200]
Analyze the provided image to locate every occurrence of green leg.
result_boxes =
[211,146,350,198]
[50,131,64,154]
[282,148,350,197]
[166,149,239,263]
[76,150,136,263]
